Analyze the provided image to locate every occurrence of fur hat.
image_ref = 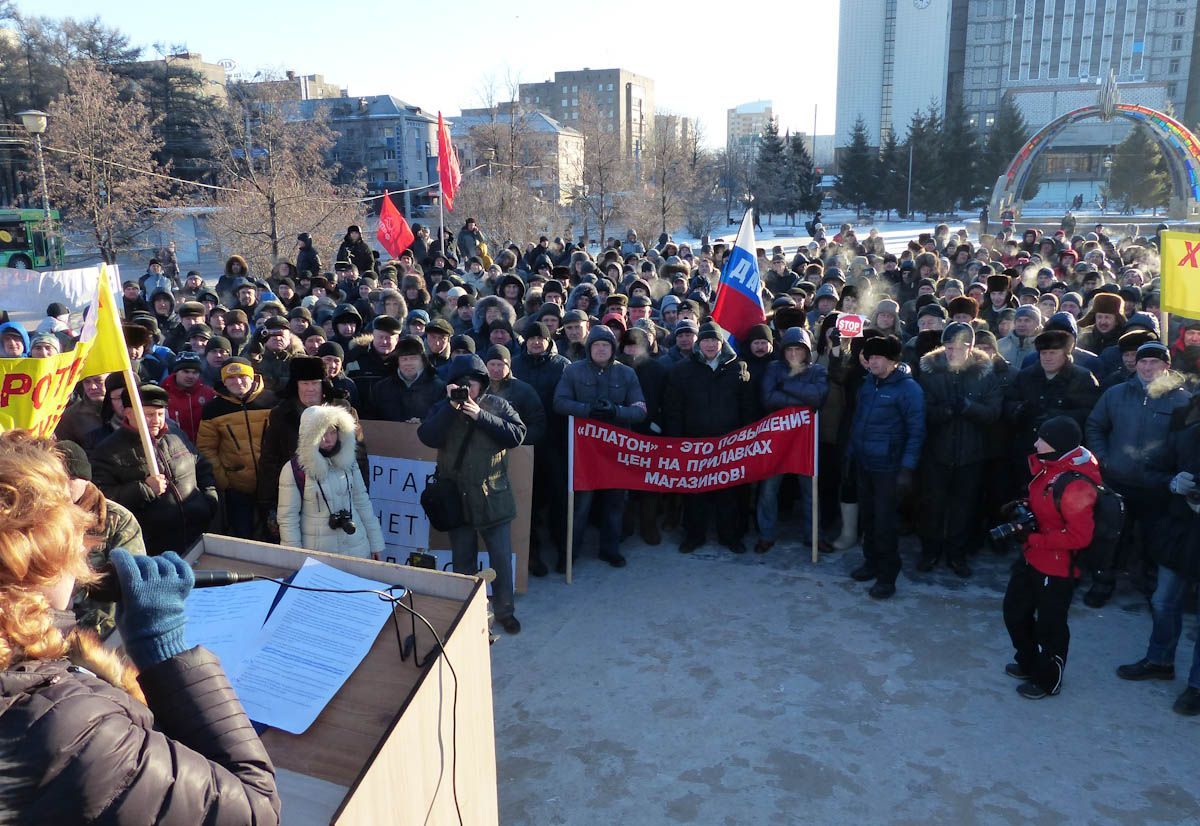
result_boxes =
[296,404,358,477]
[862,334,902,361]
[947,296,979,319]
[289,355,327,382]
[1034,330,1074,352]
[392,335,427,359]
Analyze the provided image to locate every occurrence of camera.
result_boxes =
[328,509,357,535]
[989,501,1037,542]
[450,384,469,402]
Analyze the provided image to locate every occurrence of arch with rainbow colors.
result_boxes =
[989,103,1200,220]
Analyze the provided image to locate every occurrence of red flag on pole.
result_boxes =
[376,191,414,258]
[437,112,462,212]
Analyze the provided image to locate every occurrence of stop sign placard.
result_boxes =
[836,313,867,338]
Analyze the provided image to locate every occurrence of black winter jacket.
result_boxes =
[663,345,754,437]
[91,425,217,555]
[0,642,279,824]
[917,347,1002,467]
[1004,361,1101,454]
[371,367,447,422]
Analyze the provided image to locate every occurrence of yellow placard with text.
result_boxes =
[0,265,131,436]
[1161,230,1200,318]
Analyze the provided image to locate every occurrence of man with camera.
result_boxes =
[1001,416,1100,699]
[418,354,527,634]
[553,325,647,568]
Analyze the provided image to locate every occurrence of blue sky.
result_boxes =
[18,0,840,147]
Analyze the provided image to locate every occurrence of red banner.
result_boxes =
[376,191,414,258]
[571,407,816,493]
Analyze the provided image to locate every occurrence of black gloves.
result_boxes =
[589,398,617,421]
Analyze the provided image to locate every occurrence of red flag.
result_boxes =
[376,191,414,258]
[437,112,462,212]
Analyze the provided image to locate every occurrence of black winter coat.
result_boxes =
[0,641,279,825]
[1004,361,1101,454]
[917,347,1002,467]
[513,347,570,446]
[371,368,447,422]
[1158,423,1200,580]
[663,346,754,437]
[489,374,547,446]
[91,425,217,555]
[336,235,375,275]
[621,354,669,435]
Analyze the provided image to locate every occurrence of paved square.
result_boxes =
[491,536,1199,825]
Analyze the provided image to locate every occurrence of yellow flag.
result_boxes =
[1161,230,1200,318]
[0,264,132,436]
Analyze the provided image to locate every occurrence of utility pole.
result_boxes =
[906,141,914,219]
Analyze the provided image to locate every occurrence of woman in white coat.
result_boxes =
[277,403,384,558]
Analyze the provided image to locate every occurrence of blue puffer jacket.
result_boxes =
[760,329,830,412]
[849,361,926,472]
[1084,373,1191,489]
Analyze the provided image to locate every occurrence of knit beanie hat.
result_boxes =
[1037,416,1082,454]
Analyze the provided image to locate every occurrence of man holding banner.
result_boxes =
[664,322,755,554]
[554,326,646,568]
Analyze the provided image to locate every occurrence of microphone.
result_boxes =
[85,567,259,603]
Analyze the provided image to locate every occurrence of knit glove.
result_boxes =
[112,548,195,670]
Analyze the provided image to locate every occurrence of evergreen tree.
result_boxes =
[784,132,819,220]
[983,93,1039,201]
[837,117,874,217]
[939,96,983,211]
[904,107,943,218]
[752,117,788,223]
[876,128,907,220]
[1108,124,1172,212]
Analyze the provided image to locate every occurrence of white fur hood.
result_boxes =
[296,404,357,480]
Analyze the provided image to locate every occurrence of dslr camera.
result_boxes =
[990,501,1037,542]
[328,509,357,535]
[450,384,470,403]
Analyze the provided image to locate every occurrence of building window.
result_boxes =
[562,99,568,107]
[1169,58,1180,73]
[1167,82,1178,98]
[1172,35,1183,50]
[571,84,577,92]
[607,83,614,91]
[562,85,568,93]
[1175,12,1185,26]
[572,98,578,106]
[985,113,995,128]
[598,83,603,90]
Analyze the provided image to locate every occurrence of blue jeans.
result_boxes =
[756,474,812,542]
[573,489,626,559]
[449,522,515,620]
[1146,566,1200,689]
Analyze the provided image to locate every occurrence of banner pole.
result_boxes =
[811,410,819,564]
[97,264,160,478]
[1161,309,1170,349]
[438,182,446,263]
[565,416,575,585]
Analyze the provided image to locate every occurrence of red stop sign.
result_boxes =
[836,314,867,338]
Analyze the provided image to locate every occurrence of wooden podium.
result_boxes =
[182,533,499,826]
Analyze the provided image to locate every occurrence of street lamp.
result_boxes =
[17,109,54,264]
[1064,167,1073,209]
[1103,154,1113,214]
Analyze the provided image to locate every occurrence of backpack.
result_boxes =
[1049,471,1125,577]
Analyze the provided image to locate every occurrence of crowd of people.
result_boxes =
[0,214,1197,712]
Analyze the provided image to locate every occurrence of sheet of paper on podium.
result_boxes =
[183,580,280,676]
[230,558,401,734]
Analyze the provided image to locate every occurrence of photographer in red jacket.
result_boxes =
[1001,416,1100,700]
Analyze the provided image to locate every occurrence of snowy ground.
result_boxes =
[490,529,1199,825]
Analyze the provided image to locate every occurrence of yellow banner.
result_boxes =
[0,264,132,436]
[1161,230,1200,318]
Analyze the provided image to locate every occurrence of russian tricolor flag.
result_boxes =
[711,210,766,342]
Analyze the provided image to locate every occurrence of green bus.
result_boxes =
[0,209,65,269]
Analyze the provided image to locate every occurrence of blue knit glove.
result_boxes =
[111,549,195,670]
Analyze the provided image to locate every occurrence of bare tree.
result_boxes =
[39,61,174,263]
[679,120,725,238]
[453,74,562,248]
[643,112,696,236]
[206,80,365,274]
[573,92,630,246]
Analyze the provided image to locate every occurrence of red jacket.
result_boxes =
[162,373,217,442]
[1023,446,1100,578]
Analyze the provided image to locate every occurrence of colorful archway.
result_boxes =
[989,103,1200,220]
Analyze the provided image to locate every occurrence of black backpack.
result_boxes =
[1049,471,1125,577]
